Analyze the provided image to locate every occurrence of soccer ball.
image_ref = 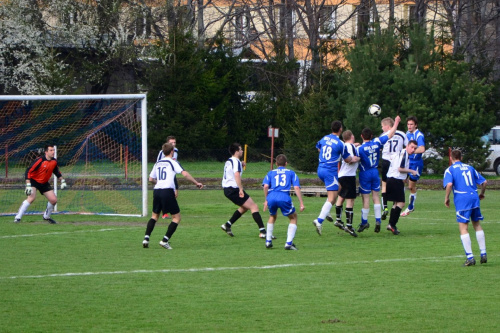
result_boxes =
[368,104,382,117]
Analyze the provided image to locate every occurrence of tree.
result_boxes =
[144,31,263,157]
[0,0,71,94]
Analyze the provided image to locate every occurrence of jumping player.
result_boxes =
[385,140,419,235]
[357,115,401,233]
[334,130,360,237]
[313,121,359,236]
[380,117,407,219]
[401,116,426,216]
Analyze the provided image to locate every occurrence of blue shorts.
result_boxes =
[456,207,483,223]
[358,168,380,194]
[267,192,295,216]
[317,167,339,191]
[409,160,424,181]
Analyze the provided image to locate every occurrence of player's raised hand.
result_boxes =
[25,183,32,196]
[60,179,67,190]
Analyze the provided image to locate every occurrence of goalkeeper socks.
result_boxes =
[165,221,178,239]
[145,218,157,237]
[15,200,31,219]
[43,202,55,219]
[252,212,265,229]
[229,210,242,224]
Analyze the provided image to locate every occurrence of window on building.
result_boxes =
[135,9,152,38]
[319,6,337,38]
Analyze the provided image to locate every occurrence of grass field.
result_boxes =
[1,189,499,332]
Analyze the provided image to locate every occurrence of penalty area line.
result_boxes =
[1,255,464,280]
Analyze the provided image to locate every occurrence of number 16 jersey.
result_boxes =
[150,157,184,189]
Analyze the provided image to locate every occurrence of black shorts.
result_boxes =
[338,176,357,199]
[224,187,250,206]
[30,179,52,194]
[152,189,180,215]
[386,178,405,203]
[381,159,390,182]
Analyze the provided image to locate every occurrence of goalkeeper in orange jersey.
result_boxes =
[14,144,67,224]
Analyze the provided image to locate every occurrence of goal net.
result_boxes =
[0,95,148,217]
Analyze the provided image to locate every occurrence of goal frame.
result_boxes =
[0,94,149,217]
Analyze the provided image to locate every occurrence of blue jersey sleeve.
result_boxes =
[378,134,389,146]
[417,133,425,147]
[473,169,486,186]
[291,171,300,187]
[262,171,272,187]
[443,167,453,188]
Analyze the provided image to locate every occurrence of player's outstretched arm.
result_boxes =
[386,115,401,139]
[181,171,203,189]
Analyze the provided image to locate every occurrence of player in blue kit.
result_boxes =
[313,121,359,236]
[444,150,488,266]
[401,116,426,216]
[262,154,305,250]
[357,115,401,233]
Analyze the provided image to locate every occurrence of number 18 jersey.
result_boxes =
[316,134,349,172]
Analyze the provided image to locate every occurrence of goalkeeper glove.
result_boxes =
[25,183,32,196]
[60,179,67,190]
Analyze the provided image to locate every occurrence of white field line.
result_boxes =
[0,227,142,239]
[1,255,468,280]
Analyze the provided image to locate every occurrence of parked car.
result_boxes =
[484,126,500,175]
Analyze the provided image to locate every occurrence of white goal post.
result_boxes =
[0,94,148,217]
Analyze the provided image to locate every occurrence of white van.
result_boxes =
[484,126,500,175]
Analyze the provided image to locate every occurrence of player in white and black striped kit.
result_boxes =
[157,136,179,219]
[380,117,408,220]
[142,142,203,250]
[334,130,360,237]
[221,142,269,238]
[385,140,419,235]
